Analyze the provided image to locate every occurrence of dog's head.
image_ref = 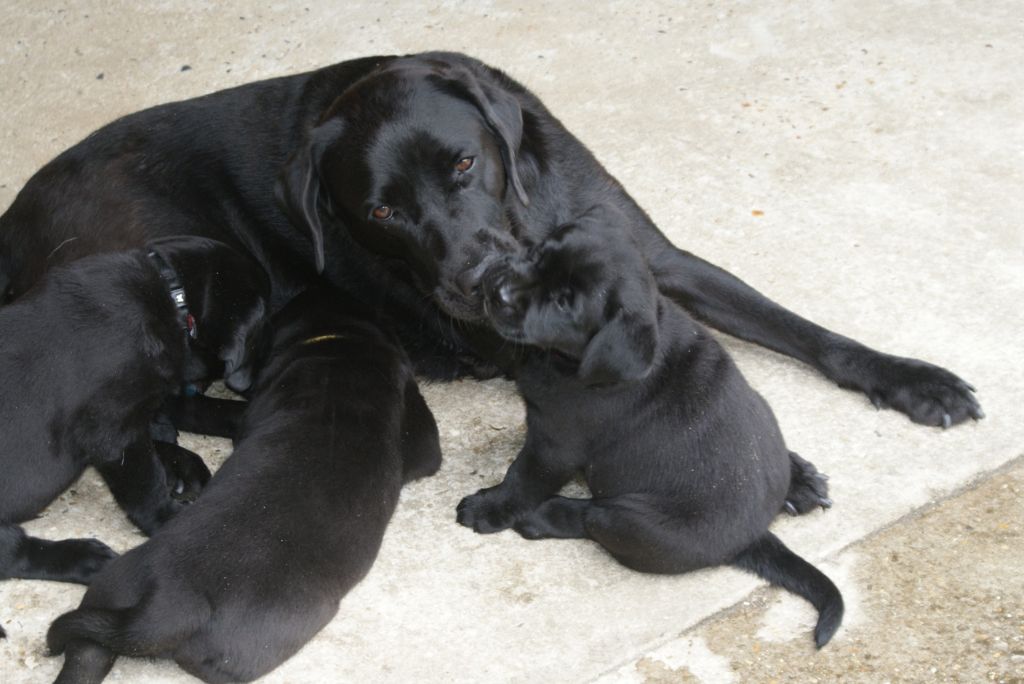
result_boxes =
[277,52,530,322]
[480,206,660,387]
[147,236,271,393]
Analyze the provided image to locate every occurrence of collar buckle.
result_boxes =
[147,249,197,341]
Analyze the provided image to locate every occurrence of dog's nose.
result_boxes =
[456,266,482,297]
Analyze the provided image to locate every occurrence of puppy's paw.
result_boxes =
[67,539,119,581]
[133,498,186,536]
[456,487,523,534]
[158,498,187,524]
[156,443,211,503]
[47,538,118,583]
[785,452,833,515]
[513,517,548,540]
[838,351,982,427]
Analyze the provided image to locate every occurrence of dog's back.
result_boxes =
[48,287,442,683]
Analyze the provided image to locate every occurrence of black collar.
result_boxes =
[147,249,197,340]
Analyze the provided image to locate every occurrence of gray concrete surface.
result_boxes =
[1,1,1022,682]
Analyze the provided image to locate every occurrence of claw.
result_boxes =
[819,497,833,509]
[964,381,977,392]
[870,394,884,410]
[784,501,798,516]
[972,407,986,420]
[941,413,952,429]
[817,473,830,482]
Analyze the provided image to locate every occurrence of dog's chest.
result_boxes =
[519,367,646,450]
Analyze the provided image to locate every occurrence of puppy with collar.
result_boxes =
[456,206,843,647]
[48,286,443,683]
[0,236,269,589]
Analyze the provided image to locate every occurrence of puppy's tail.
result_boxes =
[48,608,127,684]
[731,532,844,648]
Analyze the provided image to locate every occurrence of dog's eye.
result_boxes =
[371,205,394,221]
[454,156,475,173]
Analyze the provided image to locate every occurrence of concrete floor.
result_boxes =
[1,1,1022,682]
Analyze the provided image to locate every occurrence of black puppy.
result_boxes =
[457,206,844,647]
[0,236,268,588]
[48,287,443,684]
[0,51,980,423]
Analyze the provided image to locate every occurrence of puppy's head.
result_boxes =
[481,206,659,387]
[147,236,271,393]
[277,52,531,322]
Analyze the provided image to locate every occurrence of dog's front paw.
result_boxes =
[65,539,119,581]
[43,538,119,583]
[833,349,983,428]
[456,486,524,534]
[866,356,982,427]
[156,443,211,503]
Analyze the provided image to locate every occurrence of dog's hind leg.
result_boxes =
[512,496,588,540]
[641,233,982,427]
[52,639,116,684]
[0,524,116,584]
[513,493,716,574]
[49,589,210,682]
[783,452,832,516]
[161,395,248,440]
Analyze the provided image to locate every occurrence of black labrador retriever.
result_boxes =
[47,287,443,684]
[0,51,980,425]
[457,206,843,647]
[0,236,268,589]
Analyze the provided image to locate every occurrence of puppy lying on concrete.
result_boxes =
[48,286,443,683]
[456,206,843,647]
[0,236,269,590]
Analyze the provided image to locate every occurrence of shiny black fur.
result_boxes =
[47,287,442,684]
[0,51,981,422]
[0,236,269,588]
[457,209,843,646]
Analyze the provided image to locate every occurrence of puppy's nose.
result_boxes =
[457,255,506,297]
[456,267,482,297]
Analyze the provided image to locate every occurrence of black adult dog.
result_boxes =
[457,206,843,647]
[0,51,981,424]
[0,236,268,590]
[47,287,442,684]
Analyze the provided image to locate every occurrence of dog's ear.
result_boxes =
[220,301,269,394]
[577,305,658,388]
[444,66,529,207]
[276,118,346,273]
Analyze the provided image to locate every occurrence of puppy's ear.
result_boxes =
[446,67,529,207]
[276,118,346,273]
[220,301,269,394]
[578,306,658,388]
